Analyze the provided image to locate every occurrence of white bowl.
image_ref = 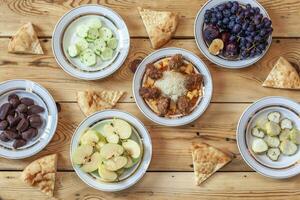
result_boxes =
[237,97,300,179]
[0,80,58,159]
[194,0,272,69]
[52,4,130,80]
[70,110,152,192]
[133,47,213,126]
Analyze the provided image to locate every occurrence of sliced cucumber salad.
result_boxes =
[251,111,300,161]
[67,18,118,67]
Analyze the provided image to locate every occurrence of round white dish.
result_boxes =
[70,110,152,192]
[194,0,272,69]
[0,80,58,159]
[133,47,213,127]
[237,96,300,179]
[52,4,130,80]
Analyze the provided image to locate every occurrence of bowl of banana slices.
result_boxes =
[70,110,152,191]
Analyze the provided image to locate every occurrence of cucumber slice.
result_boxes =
[280,118,293,130]
[76,25,89,38]
[100,47,113,61]
[252,127,264,138]
[289,128,300,144]
[252,138,268,154]
[94,38,107,52]
[75,38,89,51]
[279,129,291,141]
[79,49,97,67]
[267,112,281,123]
[99,27,113,41]
[264,135,280,148]
[68,45,79,58]
[280,140,298,156]
[107,38,118,49]
[267,148,280,161]
[265,121,281,136]
[88,18,102,29]
[87,27,100,40]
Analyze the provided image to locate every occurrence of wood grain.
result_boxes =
[1,38,300,103]
[0,171,300,200]
[0,0,299,37]
[0,102,250,172]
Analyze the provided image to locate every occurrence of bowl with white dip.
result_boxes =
[133,47,213,126]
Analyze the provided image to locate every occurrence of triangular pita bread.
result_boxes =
[8,22,44,55]
[138,7,179,49]
[77,90,125,116]
[262,57,300,89]
[21,154,57,197]
[191,143,232,185]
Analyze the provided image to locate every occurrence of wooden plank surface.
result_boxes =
[0,102,250,172]
[0,171,300,200]
[0,0,299,38]
[1,38,300,103]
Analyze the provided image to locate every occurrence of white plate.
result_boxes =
[70,110,152,192]
[133,47,213,126]
[237,97,300,179]
[194,0,272,69]
[52,4,130,80]
[0,80,58,159]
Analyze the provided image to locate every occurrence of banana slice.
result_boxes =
[103,156,127,171]
[81,152,103,173]
[72,145,93,165]
[80,129,99,147]
[208,39,224,55]
[98,164,118,182]
[122,139,141,159]
[100,143,124,159]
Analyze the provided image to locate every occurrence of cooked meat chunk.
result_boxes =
[185,74,203,91]
[177,96,191,114]
[157,96,171,116]
[147,63,163,80]
[169,54,184,70]
[139,87,161,99]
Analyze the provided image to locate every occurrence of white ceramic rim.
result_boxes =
[237,96,300,179]
[0,79,58,159]
[194,0,272,69]
[70,110,152,192]
[52,4,130,80]
[133,47,213,127]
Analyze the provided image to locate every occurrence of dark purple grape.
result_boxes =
[257,43,266,51]
[242,22,249,30]
[229,35,236,42]
[216,11,223,19]
[254,35,262,42]
[211,17,218,25]
[259,29,267,36]
[255,7,260,13]
[256,23,263,30]
[217,4,226,11]
[223,9,231,17]
[263,18,272,27]
[226,2,233,8]
[247,24,255,32]
[203,25,220,43]
[246,4,252,9]
[232,24,242,33]
[235,16,243,24]
[233,1,239,7]
[246,36,253,43]
[231,6,238,14]
[228,21,235,29]
[250,32,256,37]
[246,42,252,48]
[217,20,222,28]
[222,17,230,24]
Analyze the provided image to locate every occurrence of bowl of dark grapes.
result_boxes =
[194,0,273,69]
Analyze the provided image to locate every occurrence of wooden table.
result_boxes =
[0,0,300,199]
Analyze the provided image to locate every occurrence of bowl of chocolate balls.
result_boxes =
[194,0,273,69]
[0,80,58,159]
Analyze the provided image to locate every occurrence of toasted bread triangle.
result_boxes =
[263,57,300,89]
[191,143,232,185]
[21,154,57,197]
[138,7,179,49]
[77,90,125,116]
[8,22,43,55]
